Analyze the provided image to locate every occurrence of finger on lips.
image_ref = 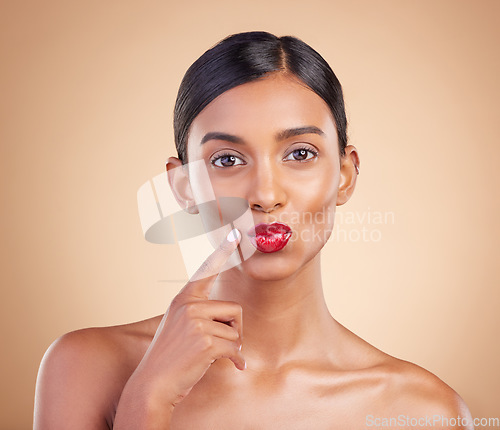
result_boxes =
[187,228,241,286]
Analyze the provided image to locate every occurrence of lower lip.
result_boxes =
[249,232,292,253]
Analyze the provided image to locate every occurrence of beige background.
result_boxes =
[1,0,499,428]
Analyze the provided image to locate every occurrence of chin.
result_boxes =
[236,248,310,282]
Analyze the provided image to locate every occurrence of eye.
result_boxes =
[284,146,318,162]
[211,152,245,168]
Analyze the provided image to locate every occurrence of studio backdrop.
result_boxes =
[1,1,499,428]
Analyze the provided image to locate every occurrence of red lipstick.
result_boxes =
[247,222,292,253]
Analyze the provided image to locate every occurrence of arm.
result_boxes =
[113,229,245,428]
[33,330,112,430]
[34,328,176,430]
[112,371,174,429]
[388,361,475,430]
[432,390,474,430]
[35,229,245,429]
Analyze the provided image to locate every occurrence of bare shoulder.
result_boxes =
[337,326,473,429]
[373,355,473,429]
[34,315,162,430]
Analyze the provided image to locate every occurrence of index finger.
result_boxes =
[179,228,241,298]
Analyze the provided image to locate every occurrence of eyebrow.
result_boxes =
[199,126,325,145]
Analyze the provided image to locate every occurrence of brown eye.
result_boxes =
[293,149,308,160]
[284,147,318,162]
[221,155,236,166]
[212,154,245,168]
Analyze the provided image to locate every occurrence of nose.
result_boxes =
[247,161,287,213]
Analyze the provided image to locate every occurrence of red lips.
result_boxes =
[247,222,292,253]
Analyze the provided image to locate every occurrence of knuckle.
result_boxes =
[226,303,243,322]
[219,241,233,255]
[183,302,199,318]
[222,343,240,360]
[198,259,214,276]
[229,327,239,340]
[233,342,241,354]
[200,334,213,350]
[232,302,243,315]
[170,295,183,309]
[192,319,205,333]
[226,300,242,312]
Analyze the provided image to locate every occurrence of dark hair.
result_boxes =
[173,31,348,164]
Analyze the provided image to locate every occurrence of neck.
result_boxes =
[209,252,336,368]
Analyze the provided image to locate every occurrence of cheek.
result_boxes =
[187,161,239,205]
[293,166,339,212]
[209,174,246,197]
[288,169,338,246]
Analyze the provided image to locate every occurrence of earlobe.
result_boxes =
[166,157,199,214]
[336,145,360,206]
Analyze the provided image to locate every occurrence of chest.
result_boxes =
[170,393,347,430]
[168,367,383,430]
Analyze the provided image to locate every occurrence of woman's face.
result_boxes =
[185,72,345,281]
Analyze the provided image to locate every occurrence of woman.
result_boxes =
[34,31,473,429]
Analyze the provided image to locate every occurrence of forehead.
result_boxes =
[188,73,338,146]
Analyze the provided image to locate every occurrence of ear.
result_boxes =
[336,145,360,206]
[166,157,199,214]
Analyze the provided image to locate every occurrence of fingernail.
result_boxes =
[227,228,241,242]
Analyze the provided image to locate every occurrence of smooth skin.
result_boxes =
[34,72,473,429]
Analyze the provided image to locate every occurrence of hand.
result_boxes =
[132,228,245,409]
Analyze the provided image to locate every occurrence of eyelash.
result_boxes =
[210,146,319,167]
[210,152,242,167]
[287,145,319,161]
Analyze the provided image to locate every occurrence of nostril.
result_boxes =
[252,203,281,213]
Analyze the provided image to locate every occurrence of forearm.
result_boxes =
[113,374,174,429]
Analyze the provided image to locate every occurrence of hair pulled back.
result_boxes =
[174,31,348,164]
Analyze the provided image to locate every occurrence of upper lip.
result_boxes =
[246,222,292,237]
